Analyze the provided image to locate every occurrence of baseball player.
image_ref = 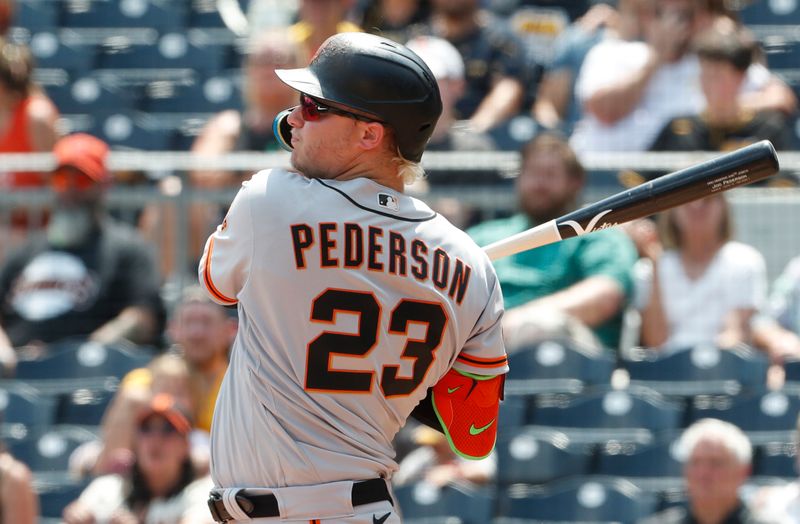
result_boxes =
[199,32,508,523]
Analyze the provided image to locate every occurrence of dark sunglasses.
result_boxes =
[298,94,377,123]
[138,420,179,436]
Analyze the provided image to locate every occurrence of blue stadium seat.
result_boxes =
[763,39,800,70]
[623,344,769,397]
[497,477,658,523]
[487,115,540,152]
[97,34,228,74]
[595,438,684,492]
[505,338,615,395]
[12,0,58,33]
[15,340,152,381]
[45,78,138,115]
[495,426,592,485]
[498,395,527,435]
[189,0,238,28]
[393,482,495,524]
[56,387,116,426]
[141,75,242,114]
[29,33,97,76]
[60,0,187,31]
[754,441,797,479]
[0,384,56,430]
[686,390,800,444]
[529,386,683,445]
[9,426,98,473]
[738,0,800,25]
[37,476,92,519]
[89,113,175,150]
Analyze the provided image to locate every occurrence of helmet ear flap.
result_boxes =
[272,109,294,152]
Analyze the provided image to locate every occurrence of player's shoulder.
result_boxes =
[239,168,312,197]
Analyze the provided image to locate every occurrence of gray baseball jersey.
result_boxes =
[199,169,507,489]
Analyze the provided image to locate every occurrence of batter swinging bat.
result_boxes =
[483,140,780,261]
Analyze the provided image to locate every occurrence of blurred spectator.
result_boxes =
[752,255,800,364]
[569,0,796,154]
[643,418,758,524]
[405,35,495,152]
[468,133,637,352]
[0,38,59,185]
[651,25,794,152]
[89,288,233,477]
[393,426,496,487]
[413,0,531,132]
[87,354,192,477]
[0,446,37,524]
[0,37,60,256]
[142,30,305,278]
[751,413,800,522]
[533,1,641,133]
[290,0,362,62]
[634,194,767,352]
[166,287,234,434]
[63,394,214,524]
[0,134,164,373]
[360,0,430,43]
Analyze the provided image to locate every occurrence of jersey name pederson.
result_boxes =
[290,222,472,305]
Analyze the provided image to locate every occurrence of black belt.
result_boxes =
[207,478,393,522]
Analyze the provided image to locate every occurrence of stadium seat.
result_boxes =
[60,0,187,31]
[28,33,97,76]
[89,112,175,150]
[12,0,58,33]
[188,0,241,28]
[738,0,800,25]
[595,437,684,492]
[141,75,243,114]
[56,387,116,426]
[0,384,56,430]
[487,115,540,152]
[529,386,683,445]
[97,34,228,74]
[505,337,615,395]
[37,476,92,519]
[686,390,800,444]
[623,344,769,397]
[45,78,138,115]
[393,482,495,524]
[497,476,658,523]
[495,426,592,485]
[763,39,800,71]
[15,340,152,382]
[753,441,797,479]
[9,425,98,473]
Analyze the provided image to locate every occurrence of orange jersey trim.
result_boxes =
[456,354,508,369]
[202,236,238,305]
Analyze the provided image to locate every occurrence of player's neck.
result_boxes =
[333,155,405,192]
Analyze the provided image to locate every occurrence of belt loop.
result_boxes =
[222,488,253,521]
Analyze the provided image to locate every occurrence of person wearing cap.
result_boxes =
[0,133,164,368]
[199,32,507,523]
[63,393,215,524]
[405,35,495,153]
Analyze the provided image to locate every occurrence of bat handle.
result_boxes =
[483,220,562,261]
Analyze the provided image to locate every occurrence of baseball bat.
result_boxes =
[483,140,780,261]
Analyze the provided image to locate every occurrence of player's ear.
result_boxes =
[356,121,386,152]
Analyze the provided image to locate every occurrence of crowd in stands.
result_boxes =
[0,0,798,522]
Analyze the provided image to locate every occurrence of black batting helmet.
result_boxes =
[273,32,443,163]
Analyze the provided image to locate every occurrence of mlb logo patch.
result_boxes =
[378,193,400,211]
